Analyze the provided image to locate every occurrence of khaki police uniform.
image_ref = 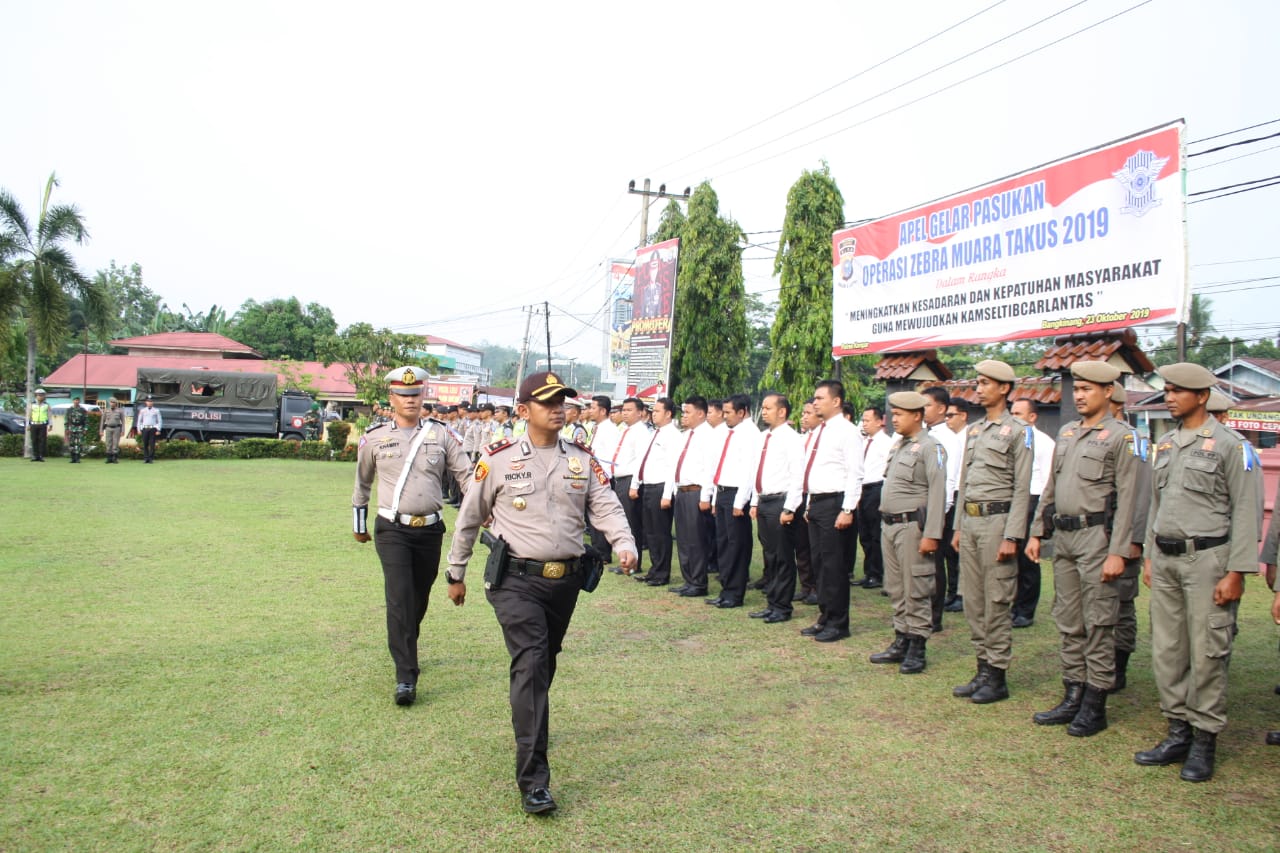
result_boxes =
[955,410,1033,673]
[101,405,125,462]
[1033,414,1139,691]
[446,373,636,798]
[1146,417,1259,734]
[880,429,948,639]
[352,368,473,695]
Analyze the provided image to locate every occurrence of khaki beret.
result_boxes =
[1206,389,1231,413]
[974,359,1016,383]
[1070,360,1121,384]
[1157,362,1217,391]
[888,391,928,411]
[1110,384,1127,404]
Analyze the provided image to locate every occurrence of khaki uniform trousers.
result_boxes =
[882,520,935,638]
[959,512,1016,669]
[1114,557,1141,654]
[1050,525,1119,690]
[1149,544,1235,734]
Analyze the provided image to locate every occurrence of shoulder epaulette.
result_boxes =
[364,422,388,434]
[573,439,594,454]
[486,437,515,455]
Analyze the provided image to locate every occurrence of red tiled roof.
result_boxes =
[109,332,261,356]
[44,354,357,397]
[1239,357,1280,378]
[422,335,484,355]
[940,374,1061,405]
[873,350,953,381]
[1034,329,1155,374]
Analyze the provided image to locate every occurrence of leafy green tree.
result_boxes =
[230,297,337,360]
[0,173,110,456]
[665,182,748,400]
[97,261,159,339]
[743,292,776,397]
[317,323,438,405]
[762,164,845,409]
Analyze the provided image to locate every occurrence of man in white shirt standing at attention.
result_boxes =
[855,406,894,590]
[705,393,762,609]
[923,386,963,633]
[630,397,681,586]
[610,397,649,575]
[1011,397,1056,628]
[749,392,806,623]
[584,394,620,564]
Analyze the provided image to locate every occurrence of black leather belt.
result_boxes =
[716,485,737,493]
[964,501,1011,517]
[507,557,579,579]
[1154,535,1229,556]
[757,492,786,501]
[809,492,842,502]
[881,510,917,525]
[1053,512,1109,531]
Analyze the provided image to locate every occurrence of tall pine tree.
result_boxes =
[763,164,846,411]
[665,182,748,401]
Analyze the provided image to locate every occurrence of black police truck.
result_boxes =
[135,367,315,442]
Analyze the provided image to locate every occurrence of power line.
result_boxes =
[1187,117,1280,146]
[1188,174,1280,197]
[1187,130,1280,158]
[1192,255,1280,267]
[1188,142,1280,172]
[1188,178,1280,204]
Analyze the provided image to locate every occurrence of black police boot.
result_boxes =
[971,666,1009,704]
[1033,681,1085,726]
[869,631,908,664]
[1134,719,1193,766]
[1110,649,1131,693]
[953,658,988,698]
[1067,686,1109,737]
[899,635,927,674]
[1179,728,1217,782]
[394,682,416,706]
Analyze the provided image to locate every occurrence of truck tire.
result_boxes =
[171,431,197,442]
[281,433,303,443]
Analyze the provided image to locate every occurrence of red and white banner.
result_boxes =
[832,121,1186,356]
[626,238,679,399]
[425,381,473,405]
[607,260,636,381]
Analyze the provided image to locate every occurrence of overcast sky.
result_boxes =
[3,0,1277,371]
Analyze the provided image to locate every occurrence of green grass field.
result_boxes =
[2,457,1278,851]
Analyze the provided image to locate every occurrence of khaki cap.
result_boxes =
[974,359,1016,383]
[1206,389,1231,413]
[1070,360,1121,384]
[517,371,578,403]
[1110,384,1127,405]
[888,391,928,411]
[1157,362,1217,391]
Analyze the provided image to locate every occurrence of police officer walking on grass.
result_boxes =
[1134,362,1259,783]
[351,366,473,708]
[1025,361,1139,738]
[445,371,637,816]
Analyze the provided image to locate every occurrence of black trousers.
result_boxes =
[140,427,158,461]
[29,424,48,459]
[613,475,643,567]
[1013,494,1042,620]
[374,516,444,684]
[641,483,673,583]
[702,503,719,573]
[856,482,884,582]
[757,495,798,615]
[808,493,854,632]
[794,498,814,594]
[673,490,709,592]
[713,486,753,604]
[933,503,958,625]
[487,572,581,792]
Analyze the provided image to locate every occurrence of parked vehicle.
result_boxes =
[135,368,315,442]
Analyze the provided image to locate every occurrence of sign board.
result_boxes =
[625,238,679,399]
[1225,409,1280,433]
[832,121,1186,356]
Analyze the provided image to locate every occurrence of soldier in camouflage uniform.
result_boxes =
[64,397,88,463]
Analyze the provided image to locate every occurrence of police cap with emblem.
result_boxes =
[974,359,1017,384]
[888,391,928,411]
[1206,389,1232,413]
[517,371,579,403]
[386,365,429,396]
[1157,362,1217,391]
[1070,360,1121,385]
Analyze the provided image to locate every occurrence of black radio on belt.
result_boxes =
[481,531,509,590]
[580,546,606,593]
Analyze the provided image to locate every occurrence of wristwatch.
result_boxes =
[445,572,463,585]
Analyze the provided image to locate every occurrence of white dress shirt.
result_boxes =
[929,419,963,512]
[751,422,805,512]
[802,415,865,513]
[1029,426,1055,497]
[861,429,894,485]
[707,419,761,509]
[634,421,682,499]
[673,421,716,491]
[610,422,647,479]
[589,418,620,478]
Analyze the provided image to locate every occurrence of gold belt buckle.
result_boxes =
[542,561,566,579]
[409,515,427,527]
[964,502,980,517]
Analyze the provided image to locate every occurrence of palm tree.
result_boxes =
[0,173,110,457]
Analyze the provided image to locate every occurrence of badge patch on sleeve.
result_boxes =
[588,456,609,485]
[475,460,490,482]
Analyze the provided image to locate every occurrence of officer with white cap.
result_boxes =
[351,366,473,707]
[28,388,50,461]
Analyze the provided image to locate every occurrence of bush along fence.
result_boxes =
[0,434,357,462]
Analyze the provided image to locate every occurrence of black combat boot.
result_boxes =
[953,658,988,698]
[869,632,908,664]
[1110,649,1131,693]
[1067,686,1108,737]
[1179,728,1217,782]
[1134,719,1193,765]
[899,635,927,674]
[971,665,1009,704]
[1033,681,1085,726]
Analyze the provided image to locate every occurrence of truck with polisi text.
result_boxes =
[135,367,315,442]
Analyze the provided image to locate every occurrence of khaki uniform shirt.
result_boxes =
[352,419,472,516]
[101,410,125,430]
[446,437,637,580]
[1146,419,1260,572]
[1031,415,1139,556]
[880,431,948,540]
[955,410,1033,540]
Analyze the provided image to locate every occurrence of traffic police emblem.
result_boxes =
[837,237,858,288]
[1113,149,1169,217]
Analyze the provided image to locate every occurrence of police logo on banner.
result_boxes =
[838,237,858,288]
[1112,149,1170,217]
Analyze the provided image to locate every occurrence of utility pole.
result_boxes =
[628,179,691,248]
[544,300,552,371]
[515,305,535,389]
